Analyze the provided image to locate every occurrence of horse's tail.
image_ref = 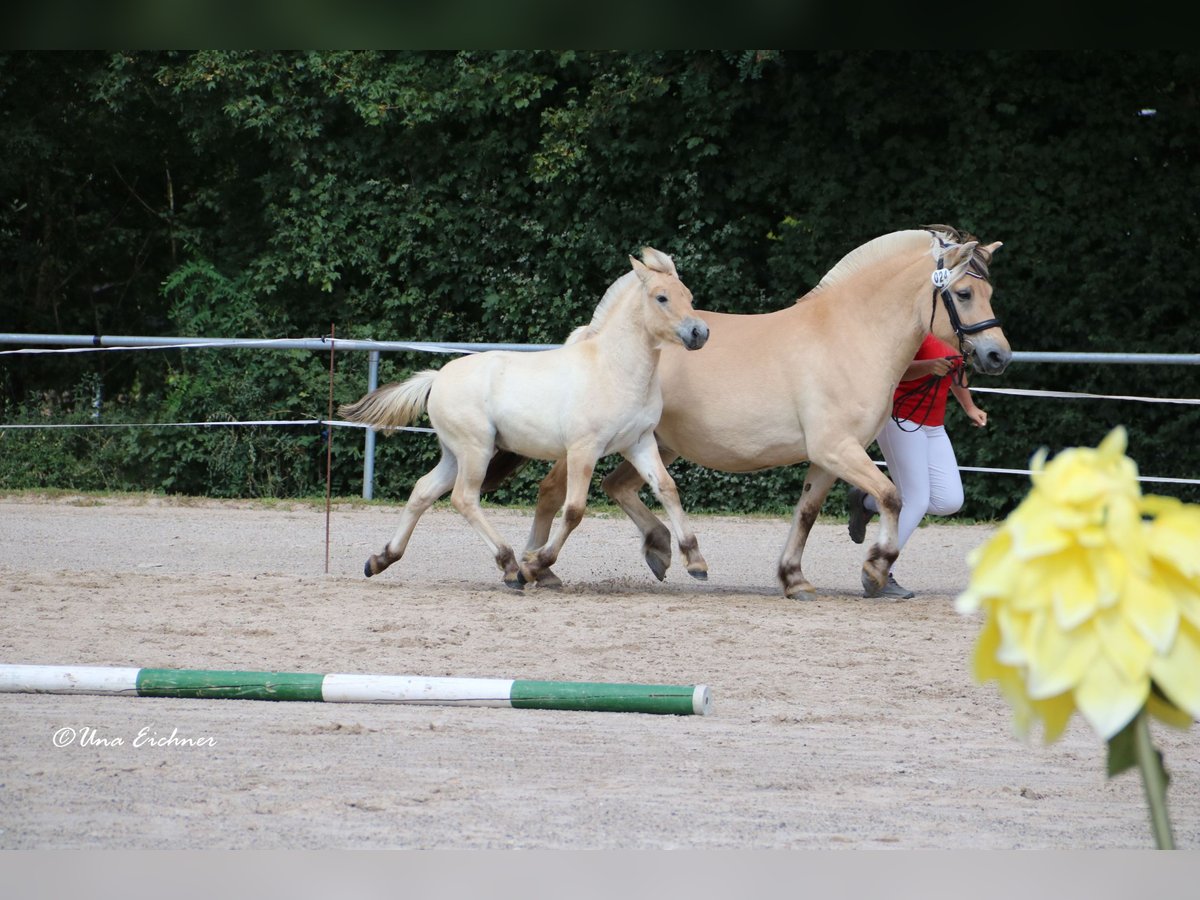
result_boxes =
[338,369,438,432]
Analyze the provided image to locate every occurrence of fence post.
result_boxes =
[362,350,379,500]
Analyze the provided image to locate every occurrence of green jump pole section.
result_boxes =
[0,665,712,716]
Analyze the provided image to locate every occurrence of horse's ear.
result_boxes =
[630,256,652,283]
[984,241,1003,255]
[945,241,979,269]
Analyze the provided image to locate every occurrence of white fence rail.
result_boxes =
[2,332,1198,496]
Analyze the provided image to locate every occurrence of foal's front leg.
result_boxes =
[623,434,707,580]
[449,449,524,588]
[519,451,595,585]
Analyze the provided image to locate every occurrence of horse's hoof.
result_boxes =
[785,587,818,601]
[535,569,563,589]
[687,567,708,581]
[504,571,526,590]
[861,569,885,598]
[644,553,669,582]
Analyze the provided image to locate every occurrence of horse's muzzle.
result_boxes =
[679,318,710,351]
[970,340,1012,375]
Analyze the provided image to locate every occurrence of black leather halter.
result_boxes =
[929,249,1001,347]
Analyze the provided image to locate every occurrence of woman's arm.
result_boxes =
[950,381,988,427]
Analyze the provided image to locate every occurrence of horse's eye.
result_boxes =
[656,294,669,304]
[955,289,971,301]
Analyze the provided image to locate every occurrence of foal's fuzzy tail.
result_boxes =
[338,370,438,432]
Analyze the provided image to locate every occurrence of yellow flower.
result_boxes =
[957,426,1200,742]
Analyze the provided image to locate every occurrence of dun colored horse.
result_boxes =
[339,248,711,588]
[516,226,1012,598]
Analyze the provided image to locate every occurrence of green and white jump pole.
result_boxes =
[0,664,711,716]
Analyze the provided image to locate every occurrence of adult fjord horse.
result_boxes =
[339,248,711,588]
[519,226,1011,599]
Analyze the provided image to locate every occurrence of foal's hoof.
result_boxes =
[504,569,526,591]
[363,559,374,578]
[687,565,708,582]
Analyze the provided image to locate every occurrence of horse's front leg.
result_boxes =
[812,444,902,598]
[520,460,569,588]
[622,435,707,580]
[519,451,595,585]
[601,445,680,581]
[776,464,837,599]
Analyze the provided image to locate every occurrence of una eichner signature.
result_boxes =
[53,726,217,749]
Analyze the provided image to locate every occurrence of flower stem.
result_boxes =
[1134,708,1175,850]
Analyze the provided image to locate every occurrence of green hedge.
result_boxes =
[2,51,1197,515]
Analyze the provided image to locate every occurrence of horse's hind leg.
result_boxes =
[450,449,524,588]
[365,449,457,577]
[520,452,595,585]
[777,464,838,599]
[521,460,569,588]
[622,435,707,580]
[601,451,678,581]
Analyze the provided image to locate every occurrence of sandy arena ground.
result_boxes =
[0,493,1195,850]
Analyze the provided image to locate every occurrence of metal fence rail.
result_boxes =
[2,332,1198,496]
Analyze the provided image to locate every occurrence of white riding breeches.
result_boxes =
[864,418,964,556]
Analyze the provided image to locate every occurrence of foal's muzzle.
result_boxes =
[678,318,709,351]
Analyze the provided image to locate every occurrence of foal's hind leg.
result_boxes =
[622,435,707,580]
[365,449,457,577]
[601,450,679,581]
[777,464,838,599]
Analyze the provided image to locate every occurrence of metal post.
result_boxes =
[363,350,379,500]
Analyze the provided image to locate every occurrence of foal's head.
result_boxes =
[629,247,709,351]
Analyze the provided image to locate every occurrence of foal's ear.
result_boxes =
[630,256,652,283]
[640,246,679,276]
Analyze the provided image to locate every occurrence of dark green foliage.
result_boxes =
[1,51,1197,512]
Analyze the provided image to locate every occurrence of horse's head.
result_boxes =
[629,247,709,351]
[924,226,1012,375]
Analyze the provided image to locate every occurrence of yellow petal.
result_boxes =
[995,606,1035,668]
[971,616,1012,683]
[1148,620,1200,719]
[1073,655,1149,740]
[1147,692,1195,731]
[1031,692,1076,744]
[1025,616,1100,699]
[1121,575,1179,655]
[1098,425,1129,457]
[1093,607,1154,683]
[1049,550,1102,629]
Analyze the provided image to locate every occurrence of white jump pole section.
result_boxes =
[0,664,712,716]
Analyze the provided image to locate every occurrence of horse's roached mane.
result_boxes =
[808,226,992,298]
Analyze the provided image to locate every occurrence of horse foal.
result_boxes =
[339,248,711,589]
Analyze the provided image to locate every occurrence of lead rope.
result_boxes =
[890,355,963,432]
